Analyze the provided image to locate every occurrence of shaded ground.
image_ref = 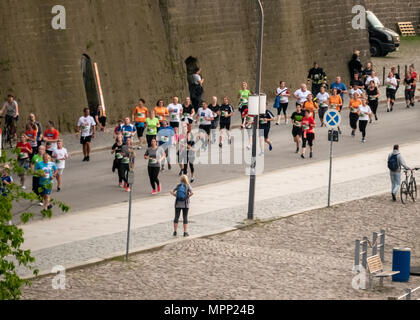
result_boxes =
[22,194,420,300]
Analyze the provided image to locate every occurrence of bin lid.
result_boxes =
[393,248,411,251]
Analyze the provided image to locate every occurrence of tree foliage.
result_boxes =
[0,148,69,300]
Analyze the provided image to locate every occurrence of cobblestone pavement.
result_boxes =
[21,193,420,300]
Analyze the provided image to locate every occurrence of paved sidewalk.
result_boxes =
[17,141,420,277]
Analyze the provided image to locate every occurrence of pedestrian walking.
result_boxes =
[170,175,194,237]
[388,145,412,202]
[51,139,68,191]
[76,108,96,161]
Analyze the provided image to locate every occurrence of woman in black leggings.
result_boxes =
[170,175,193,237]
[144,138,165,194]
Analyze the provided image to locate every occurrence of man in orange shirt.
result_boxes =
[302,93,319,120]
[132,98,148,149]
[154,99,169,124]
[347,92,362,137]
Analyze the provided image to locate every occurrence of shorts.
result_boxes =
[259,127,270,139]
[405,90,415,101]
[211,118,219,130]
[40,186,52,196]
[302,133,315,148]
[199,124,211,136]
[386,88,396,100]
[80,136,92,145]
[292,126,302,137]
[135,122,145,138]
[57,168,65,175]
[220,121,231,130]
[18,158,30,172]
[277,103,288,115]
[170,121,180,128]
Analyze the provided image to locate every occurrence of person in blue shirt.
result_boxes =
[1,165,13,196]
[157,120,175,171]
[118,117,137,145]
[35,153,57,211]
[330,76,348,101]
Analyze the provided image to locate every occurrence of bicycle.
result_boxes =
[400,168,419,204]
[0,116,15,150]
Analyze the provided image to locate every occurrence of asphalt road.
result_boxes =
[12,100,420,223]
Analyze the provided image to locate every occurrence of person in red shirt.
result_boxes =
[43,121,60,156]
[301,109,316,159]
[16,133,33,188]
[25,122,38,159]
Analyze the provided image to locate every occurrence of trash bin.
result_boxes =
[392,248,411,282]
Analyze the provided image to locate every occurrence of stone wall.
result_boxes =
[0,0,370,132]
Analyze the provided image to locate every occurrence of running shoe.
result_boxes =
[151,190,157,195]
[269,144,273,151]
[158,184,162,192]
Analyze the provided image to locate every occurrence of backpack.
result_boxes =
[388,154,399,171]
[176,184,188,201]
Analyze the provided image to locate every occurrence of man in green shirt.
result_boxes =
[145,111,160,147]
[238,81,251,117]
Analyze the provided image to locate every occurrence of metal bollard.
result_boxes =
[380,229,385,262]
[362,236,368,269]
[372,232,378,256]
[354,240,360,271]
[406,288,411,300]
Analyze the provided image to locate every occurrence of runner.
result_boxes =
[290,104,305,154]
[76,108,96,162]
[347,92,362,137]
[238,82,251,116]
[196,101,214,150]
[258,107,275,156]
[316,86,330,127]
[25,122,38,159]
[43,120,59,157]
[385,71,398,112]
[219,96,234,148]
[275,81,290,125]
[302,94,319,121]
[120,138,135,192]
[357,96,372,143]
[170,175,194,237]
[51,139,68,192]
[0,95,19,140]
[208,96,220,144]
[328,88,343,134]
[132,99,148,149]
[34,153,58,211]
[154,99,169,125]
[293,84,312,106]
[145,111,160,147]
[167,96,183,135]
[307,62,327,97]
[157,120,175,171]
[366,80,380,121]
[241,105,255,150]
[144,138,165,195]
[181,97,195,127]
[301,109,316,159]
[404,72,416,108]
[16,133,33,189]
[28,113,43,153]
[119,117,137,144]
[111,134,125,188]
[31,145,46,200]
[178,123,196,183]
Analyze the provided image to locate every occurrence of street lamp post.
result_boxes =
[247,0,264,220]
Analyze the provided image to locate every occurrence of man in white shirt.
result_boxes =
[294,84,312,106]
[52,139,68,191]
[196,101,214,150]
[167,96,183,135]
[76,107,96,162]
